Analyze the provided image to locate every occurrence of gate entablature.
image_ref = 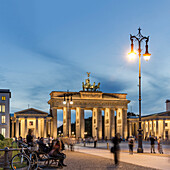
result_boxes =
[48,91,129,109]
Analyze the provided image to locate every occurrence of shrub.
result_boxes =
[0,134,4,141]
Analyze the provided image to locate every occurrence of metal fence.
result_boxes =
[0,147,21,170]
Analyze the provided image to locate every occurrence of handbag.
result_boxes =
[110,147,115,153]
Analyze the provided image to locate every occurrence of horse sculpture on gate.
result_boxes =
[82,72,100,92]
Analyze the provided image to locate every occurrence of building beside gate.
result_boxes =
[48,73,130,139]
[0,89,11,138]
[11,108,52,138]
[128,100,170,140]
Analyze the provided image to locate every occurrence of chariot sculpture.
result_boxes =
[82,72,100,91]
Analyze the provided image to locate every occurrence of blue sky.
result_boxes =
[0,0,170,125]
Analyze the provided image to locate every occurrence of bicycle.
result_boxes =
[11,141,38,170]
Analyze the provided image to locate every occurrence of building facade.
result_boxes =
[11,108,52,138]
[128,100,170,140]
[0,89,11,138]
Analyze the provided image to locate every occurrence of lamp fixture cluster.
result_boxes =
[128,27,151,61]
[63,93,73,105]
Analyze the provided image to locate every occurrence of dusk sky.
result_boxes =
[0,1,170,126]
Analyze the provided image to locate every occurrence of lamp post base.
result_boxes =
[137,148,143,153]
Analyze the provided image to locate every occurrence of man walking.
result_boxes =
[150,135,156,153]
[111,133,121,167]
[128,136,134,154]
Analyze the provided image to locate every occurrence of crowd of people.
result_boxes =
[15,129,67,169]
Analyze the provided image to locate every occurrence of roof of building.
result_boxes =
[14,108,48,115]
[0,89,11,98]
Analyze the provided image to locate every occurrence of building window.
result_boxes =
[0,105,5,112]
[165,123,168,127]
[1,128,5,137]
[1,116,5,123]
[2,96,6,101]
[29,121,33,126]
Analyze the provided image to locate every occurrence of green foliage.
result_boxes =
[0,138,17,157]
[0,134,4,141]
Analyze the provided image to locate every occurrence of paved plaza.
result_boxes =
[41,150,156,170]
[39,142,170,170]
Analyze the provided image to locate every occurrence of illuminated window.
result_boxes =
[2,105,5,112]
[1,128,5,137]
[2,96,6,101]
[29,121,33,126]
[1,116,5,123]
[0,105,5,112]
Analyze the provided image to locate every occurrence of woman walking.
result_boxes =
[158,136,163,154]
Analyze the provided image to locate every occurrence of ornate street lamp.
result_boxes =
[63,91,73,137]
[128,28,151,153]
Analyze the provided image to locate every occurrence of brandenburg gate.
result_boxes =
[48,73,130,139]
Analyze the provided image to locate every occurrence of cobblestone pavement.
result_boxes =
[40,150,157,170]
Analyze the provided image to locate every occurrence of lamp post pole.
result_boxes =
[129,28,151,153]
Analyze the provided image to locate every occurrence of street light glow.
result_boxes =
[128,51,137,60]
[143,53,151,61]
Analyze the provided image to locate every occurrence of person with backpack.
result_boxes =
[128,136,134,154]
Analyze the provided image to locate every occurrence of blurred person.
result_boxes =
[26,129,34,147]
[111,133,121,166]
[150,135,156,153]
[158,136,163,154]
[128,136,134,154]
[47,134,52,147]
[94,136,97,148]
[49,139,67,168]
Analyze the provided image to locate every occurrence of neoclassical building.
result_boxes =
[48,73,130,139]
[11,108,52,138]
[128,100,170,140]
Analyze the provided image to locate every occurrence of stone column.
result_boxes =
[63,107,68,137]
[110,108,115,138]
[80,108,84,139]
[36,118,38,138]
[92,108,97,138]
[52,108,57,138]
[116,108,123,138]
[129,121,132,136]
[98,108,102,139]
[24,118,27,138]
[123,108,128,139]
[44,118,47,138]
[76,107,81,138]
[68,107,71,137]
[16,118,19,138]
[143,121,145,139]
[12,120,14,138]
[104,108,111,139]
[163,120,165,139]
[48,119,51,136]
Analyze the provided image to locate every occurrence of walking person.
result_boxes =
[158,136,163,154]
[150,135,156,153]
[128,136,134,154]
[94,136,97,148]
[111,133,121,167]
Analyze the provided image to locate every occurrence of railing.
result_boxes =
[0,147,23,170]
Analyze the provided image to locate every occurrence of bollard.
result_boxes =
[4,147,10,170]
[107,142,109,150]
